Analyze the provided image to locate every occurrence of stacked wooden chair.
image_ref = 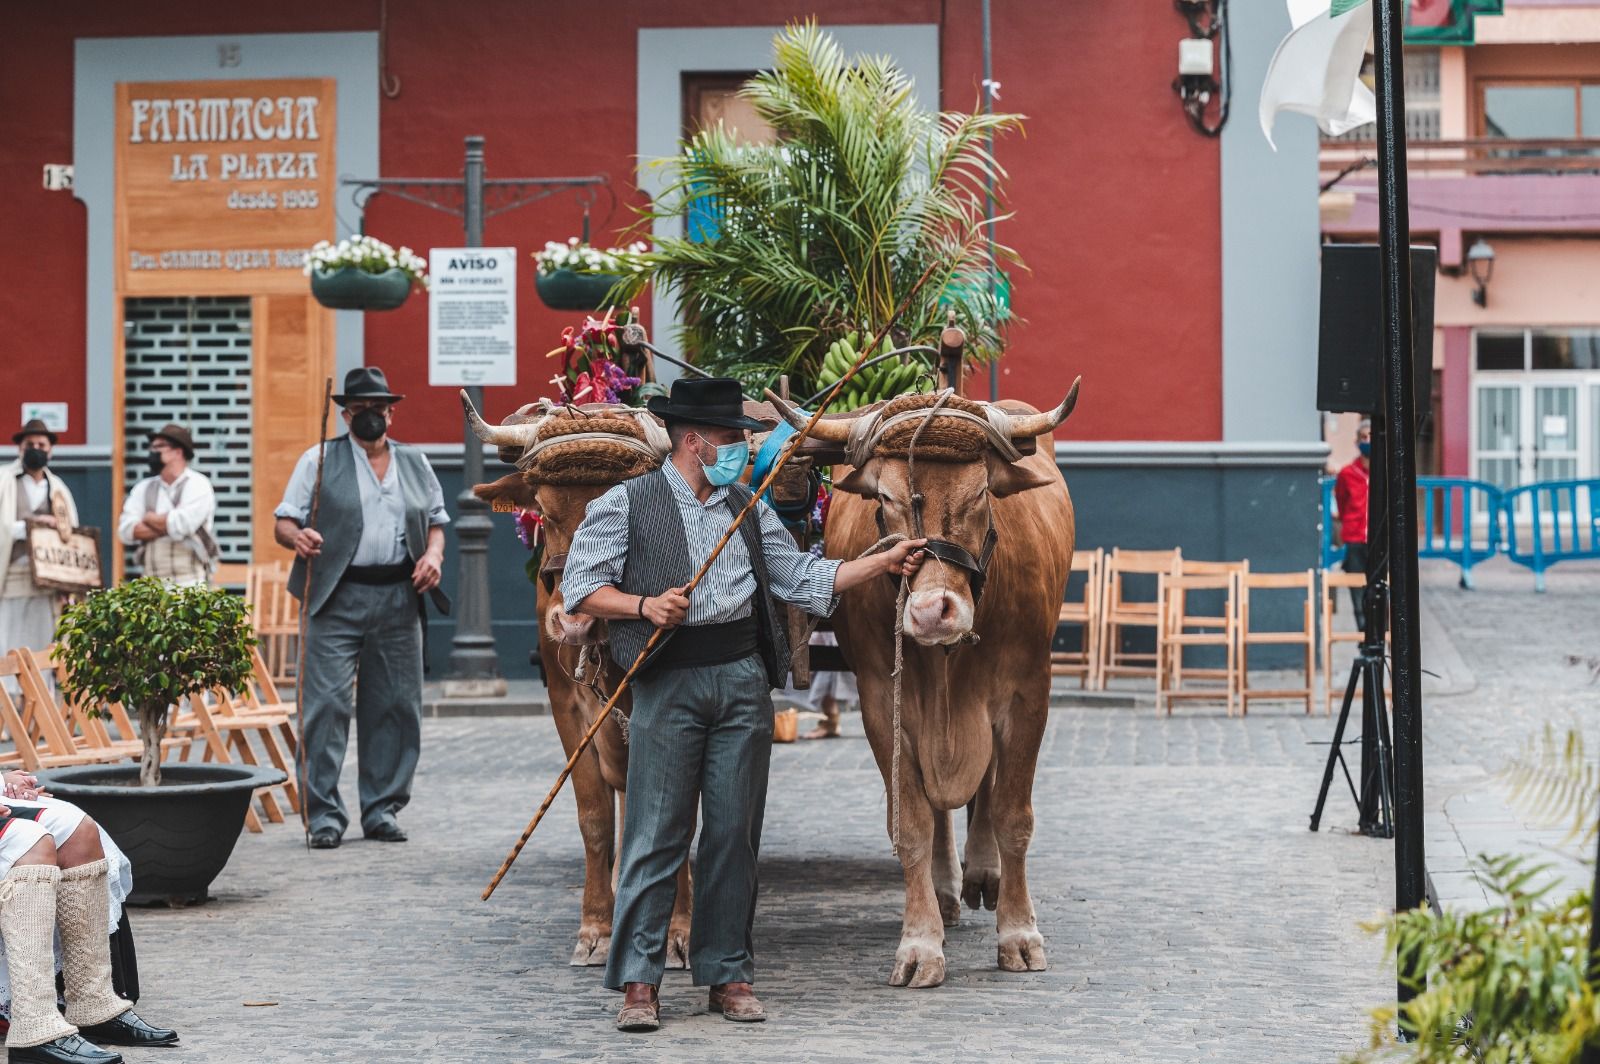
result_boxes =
[1096,548,1182,687]
[1051,548,1103,688]
[246,560,300,688]
[1237,570,1318,715]
[1156,560,1247,716]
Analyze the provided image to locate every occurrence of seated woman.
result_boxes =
[0,771,177,1064]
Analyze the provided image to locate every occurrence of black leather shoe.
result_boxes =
[7,1033,123,1063]
[77,1008,179,1048]
[364,821,407,843]
[308,829,341,849]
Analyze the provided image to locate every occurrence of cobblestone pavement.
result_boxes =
[120,555,1600,1064]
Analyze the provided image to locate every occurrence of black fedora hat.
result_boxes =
[332,366,405,406]
[646,377,765,432]
[11,419,58,445]
[146,422,196,458]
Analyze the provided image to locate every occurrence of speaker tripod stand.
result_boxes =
[1310,579,1395,838]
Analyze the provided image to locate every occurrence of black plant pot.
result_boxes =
[310,265,414,311]
[38,763,286,905]
[535,268,624,312]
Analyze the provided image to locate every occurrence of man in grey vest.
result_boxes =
[274,367,451,850]
[116,423,218,586]
[561,378,925,1032]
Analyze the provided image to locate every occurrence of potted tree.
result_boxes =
[534,238,647,311]
[306,234,429,311]
[41,578,285,904]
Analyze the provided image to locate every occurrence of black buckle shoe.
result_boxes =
[309,829,342,849]
[363,821,407,843]
[7,1033,124,1063]
[77,1008,179,1048]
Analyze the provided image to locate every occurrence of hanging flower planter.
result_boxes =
[305,236,429,312]
[535,269,625,312]
[533,238,646,312]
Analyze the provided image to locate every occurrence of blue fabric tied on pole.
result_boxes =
[751,412,813,525]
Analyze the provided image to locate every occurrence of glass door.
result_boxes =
[1474,384,1522,498]
[1533,385,1579,483]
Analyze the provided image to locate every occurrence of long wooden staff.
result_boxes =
[482,259,948,900]
[293,377,334,841]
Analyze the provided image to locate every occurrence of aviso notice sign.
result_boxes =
[429,247,517,387]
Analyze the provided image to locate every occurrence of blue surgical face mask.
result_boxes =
[1358,441,1372,458]
[696,435,748,487]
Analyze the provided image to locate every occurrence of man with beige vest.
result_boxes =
[116,423,218,586]
[0,420,77,661]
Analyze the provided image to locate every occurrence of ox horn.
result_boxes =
[1002,376,1081,439]
[460,390,544,450]
[762,389,854,444]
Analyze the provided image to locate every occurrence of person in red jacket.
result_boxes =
[1334,419,1372,630]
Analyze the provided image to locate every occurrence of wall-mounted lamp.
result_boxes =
[1172,0,1231,137]
[1467,239,1495,308]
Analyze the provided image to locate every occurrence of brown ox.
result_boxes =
[465,396,694,969]
[773,385,1078,988]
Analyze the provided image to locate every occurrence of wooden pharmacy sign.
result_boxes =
[28,525,103,595]
[115,77,337,296]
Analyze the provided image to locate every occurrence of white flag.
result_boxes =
[1259,0,1376,149]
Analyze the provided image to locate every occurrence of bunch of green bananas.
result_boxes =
[814,333,930,411]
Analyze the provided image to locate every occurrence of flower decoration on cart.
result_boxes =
[545,310,647,406]
[515,506,545,586]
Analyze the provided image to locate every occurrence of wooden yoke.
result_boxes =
[939,309,967,397]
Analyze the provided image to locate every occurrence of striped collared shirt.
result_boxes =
[561,461,840,623]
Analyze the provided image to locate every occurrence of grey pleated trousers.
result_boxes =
[300,580,423,837]
[604,653,774,991]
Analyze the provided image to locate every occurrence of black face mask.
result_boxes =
[21,447,47,472]
[350,409,387,442]
[145,450,165,476]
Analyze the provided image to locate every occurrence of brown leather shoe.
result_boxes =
[708,982,766,1023]
[616,982,660,1032]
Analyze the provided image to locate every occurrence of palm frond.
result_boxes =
[1502,724,1600,857]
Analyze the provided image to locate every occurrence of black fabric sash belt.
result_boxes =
[343,562,414,586]
[650,615,758,673]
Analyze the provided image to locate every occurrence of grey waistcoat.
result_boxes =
[288,438,451,618]
[607,468,789,688]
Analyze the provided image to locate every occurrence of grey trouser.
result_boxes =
[301,579,423,836]
[604,653,774,991]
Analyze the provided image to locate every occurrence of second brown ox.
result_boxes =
[772,383,1079,988]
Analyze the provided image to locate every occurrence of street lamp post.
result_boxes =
[341,137,606,696]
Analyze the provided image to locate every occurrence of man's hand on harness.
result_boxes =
[642,585,691,630]
[834,538,928,593]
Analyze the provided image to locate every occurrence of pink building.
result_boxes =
[1321,0,1600,521]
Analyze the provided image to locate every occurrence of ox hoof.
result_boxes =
[569,932,611,967]
[665,928,690,970]
[938,893,962,928]
[997,930,1048,973]
[962,867,1000,912]
[888,941,947,989]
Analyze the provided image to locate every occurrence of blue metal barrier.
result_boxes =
[1417,476,1502,590]
[1500,479,1600,592]
[1319,475,1346,571]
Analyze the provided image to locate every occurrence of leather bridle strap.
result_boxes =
[875,508,999,605]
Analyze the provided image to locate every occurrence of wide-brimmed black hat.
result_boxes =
[646,377,764,432]
[147,422,196,458]
[333,366,405,406]
[11,419,57,445]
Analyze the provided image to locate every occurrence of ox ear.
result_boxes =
[833,461,879,497]
[984,453,1061,498]
[473,472,541,514]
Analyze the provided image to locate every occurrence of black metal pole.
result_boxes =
[444,134,506,694]
[1585,804,1600,1064]
[1371,0,1427,1007]
[982,0,1000,403]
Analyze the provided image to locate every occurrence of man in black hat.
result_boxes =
[273,367,451,849]
[1,420,76,665]
[116,423,218,586]
[561,377,926,1032]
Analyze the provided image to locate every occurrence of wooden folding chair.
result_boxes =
[6,650,144,766]
[247,561,299,688]
[1051,548,1103,687]
[0,655,112,771]
[1096,548,1182,688]
[1238,570,1317,715]
[1157,563,1245,716]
